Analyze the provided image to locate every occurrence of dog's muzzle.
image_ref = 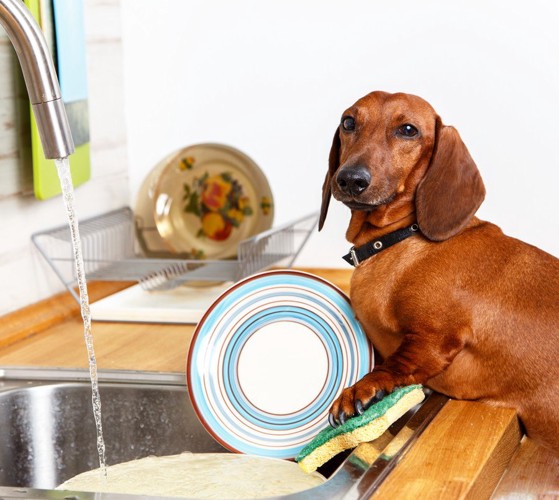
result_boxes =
[336,165,371,196]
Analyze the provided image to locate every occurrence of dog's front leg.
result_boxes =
[329,330,467,426]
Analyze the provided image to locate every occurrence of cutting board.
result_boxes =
[25,0,91,200]
[90,283,232,324]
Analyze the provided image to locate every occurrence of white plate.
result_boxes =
[187,270,374,459]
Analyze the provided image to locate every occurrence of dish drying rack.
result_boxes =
[32,207,318,303]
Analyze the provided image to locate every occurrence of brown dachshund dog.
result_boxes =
[320,90,559,453]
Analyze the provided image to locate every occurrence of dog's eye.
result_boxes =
[341,116,356,131]
[397,124,419,138]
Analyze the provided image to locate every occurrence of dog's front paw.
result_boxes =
[328,372,396,428]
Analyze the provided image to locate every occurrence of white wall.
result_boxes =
[121,0,559,267]
[0,1,556,315]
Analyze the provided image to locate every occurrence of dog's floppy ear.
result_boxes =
[319,127,341,231]
[416,119,485,241]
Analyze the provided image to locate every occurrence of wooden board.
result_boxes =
[0,316,194,372]
[0,34,33,196]
[492,437,559,498]
[372,400,520,499]
[0,281,132,350]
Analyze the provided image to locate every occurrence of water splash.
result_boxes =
[55,157,107,477]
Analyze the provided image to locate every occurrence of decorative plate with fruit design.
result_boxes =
[153,144,274,259]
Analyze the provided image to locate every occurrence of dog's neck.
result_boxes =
[346,202,416,247]
[345,162,429,247]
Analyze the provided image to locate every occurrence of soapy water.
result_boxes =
[55,158,107,478]
[57,453,325,498]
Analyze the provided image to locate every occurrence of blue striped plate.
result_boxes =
[187,270,374,459]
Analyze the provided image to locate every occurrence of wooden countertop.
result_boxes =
[0,269,557,498]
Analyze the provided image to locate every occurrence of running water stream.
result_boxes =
[55,157,107,477]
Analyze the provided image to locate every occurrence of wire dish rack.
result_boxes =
[32,207,318,303]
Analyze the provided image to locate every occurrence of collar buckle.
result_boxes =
[342,223,421,267]
[350,246,360,266]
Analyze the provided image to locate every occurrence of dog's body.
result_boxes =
[321,91,559,452]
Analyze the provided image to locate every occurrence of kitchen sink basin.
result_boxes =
[0,367,446,499]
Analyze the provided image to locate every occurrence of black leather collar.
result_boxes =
[342,223,420,267]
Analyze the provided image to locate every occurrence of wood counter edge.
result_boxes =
[0,281,134,350]
[372,400,521,499]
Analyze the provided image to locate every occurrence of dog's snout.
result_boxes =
[336,166,371,196]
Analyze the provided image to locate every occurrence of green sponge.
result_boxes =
[296,385,425,473]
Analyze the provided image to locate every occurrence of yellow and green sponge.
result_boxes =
[296,385,425,473]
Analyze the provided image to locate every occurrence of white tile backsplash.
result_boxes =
[0,0,129,316]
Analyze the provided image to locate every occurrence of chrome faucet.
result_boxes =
[0,0,74,159]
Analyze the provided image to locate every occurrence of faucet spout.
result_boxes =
[0,0,74,159]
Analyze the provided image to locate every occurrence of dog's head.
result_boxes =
[320,91,485,241]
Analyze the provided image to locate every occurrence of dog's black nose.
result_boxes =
[336,166,371,196]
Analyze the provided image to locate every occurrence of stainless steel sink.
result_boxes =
[0,367,447,499]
